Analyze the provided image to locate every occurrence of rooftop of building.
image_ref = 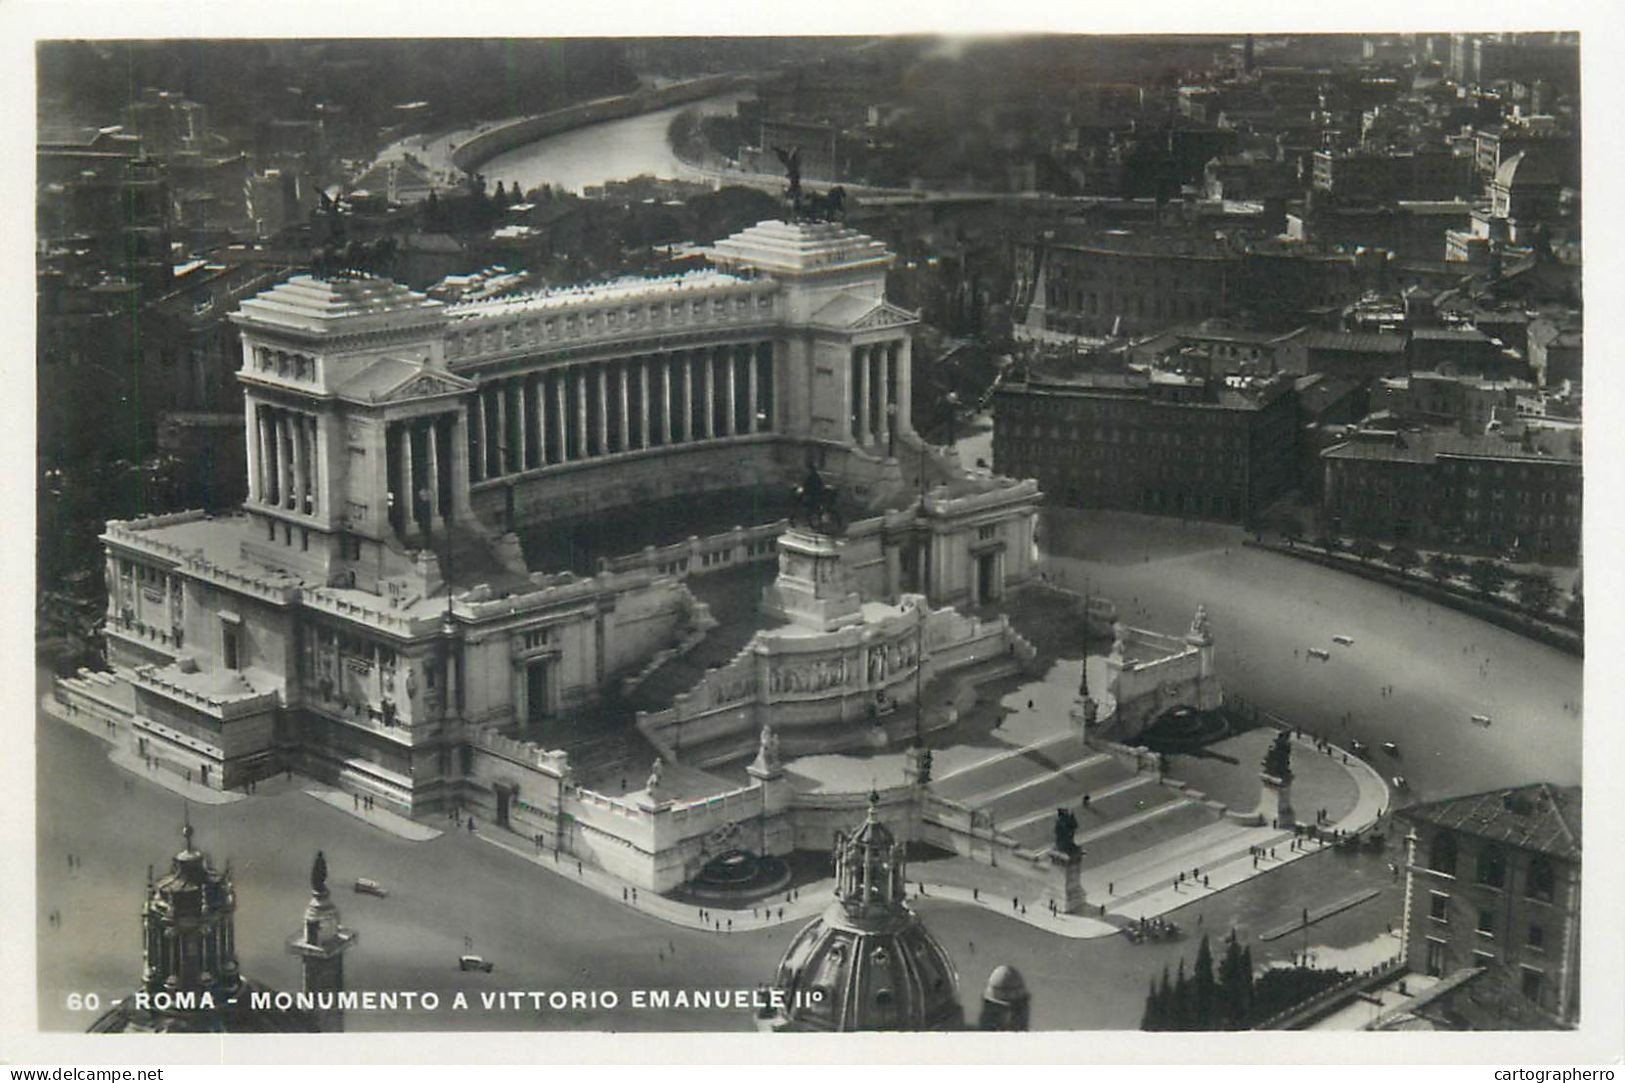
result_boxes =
[1495,150,1562,189]
[1299,328,1408,353]
[1322,426,1580,464]
[999,372,1293,410]
[1400,783,1580,862]
[232,274,445,337]
[445,268,752,321]
[706,218,895,277]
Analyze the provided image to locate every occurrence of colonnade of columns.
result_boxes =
[387,414,457,539]
[850,340,902,448]
[248,403,320,516]
[467,342,774,483]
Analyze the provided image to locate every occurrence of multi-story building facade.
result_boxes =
[1310,147,1472,203]
[89,218,1041,810]
[1321,427,1581,560]
[991,372,1298,522]
[1398,784,1581,1028]
[1023,234,1391,338]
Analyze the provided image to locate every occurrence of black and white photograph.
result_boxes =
[6,4,1622,1068]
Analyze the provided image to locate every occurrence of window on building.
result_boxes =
[1520,968,1543,1003]
[1527,854,1556,903]
[1428,832,1459,876]
[1424,939,1446,977]
[1477,908,1495,938]
[1477,844,1507,889]
[1429,892,1449,922]
[1527,923,1545,951]
[222,625,240,671]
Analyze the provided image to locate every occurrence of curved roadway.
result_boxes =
[1041,508,1582,807]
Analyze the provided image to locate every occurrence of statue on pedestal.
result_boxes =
[1261,730,1293,783]
[1052,807,1080,857]
[750,725,782,776]
[773,144,804,215]
[1187,604,1213,646]
[646,757,665,799]
[792,466,844,535]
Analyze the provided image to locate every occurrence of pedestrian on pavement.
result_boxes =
[623,887,628,902]
[353,794,359,810]
[632,888,637,903]
[778,908,783,919]
[1108,881,1113,895]
[972,887,978,900]
[1203,875,1209,888]
[727,918,732,931]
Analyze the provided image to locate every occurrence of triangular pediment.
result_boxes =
[380,370,474,402]
[335,356,474,404]
[809,292,918,331]
[849,301,918,331]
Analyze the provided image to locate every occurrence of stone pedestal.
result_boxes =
[1257,773,1295,828]
[1047,850,1086,914]
[761,527,863,631]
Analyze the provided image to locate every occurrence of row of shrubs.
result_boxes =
[1284,534,1581,625]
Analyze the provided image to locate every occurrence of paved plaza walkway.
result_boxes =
[473,826,832,933]
[304,785,443,841]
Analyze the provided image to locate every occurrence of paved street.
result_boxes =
[1040,508,1583,805]
[38,691,1407,1033]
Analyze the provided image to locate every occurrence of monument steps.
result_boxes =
[958,753,1119,813]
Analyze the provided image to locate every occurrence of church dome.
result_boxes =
[765,795,962,1031]
[88,824,320,1034]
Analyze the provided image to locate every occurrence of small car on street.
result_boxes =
[353,878,388,897]
[459,955,495,973]
[1332,635,1355,646]
[1381,741,1399,756]
[1307,647,1331,661]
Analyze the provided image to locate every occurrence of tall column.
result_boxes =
[392,423,409,534]
[469,391,485,483]
[680,353,693,443]
[534,374,548,467]
[725,345,738,436]
[870,346,883,445]
[877,346,890,445]
[291,412,308,514]
[404,426,419,536]
[702,349,715,439]
[638,358,650,449]
[597,364,610,455]
[575,365,589,459]
[554,371,568,462]
[618,362,631,453]
[856,347,871,446]
[427,417,443,520]
[747,345,760,433]
[449,411,472,518]
[895,339,913,434]
[310,416,324,516]
[662,355,674,444]
[260,406,277,504]
[495,381,510,475]
[244,400,261,503]
[516,378,531,471]
[278,412,295,510]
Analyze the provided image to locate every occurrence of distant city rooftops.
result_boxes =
[1323,426,1580,464]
